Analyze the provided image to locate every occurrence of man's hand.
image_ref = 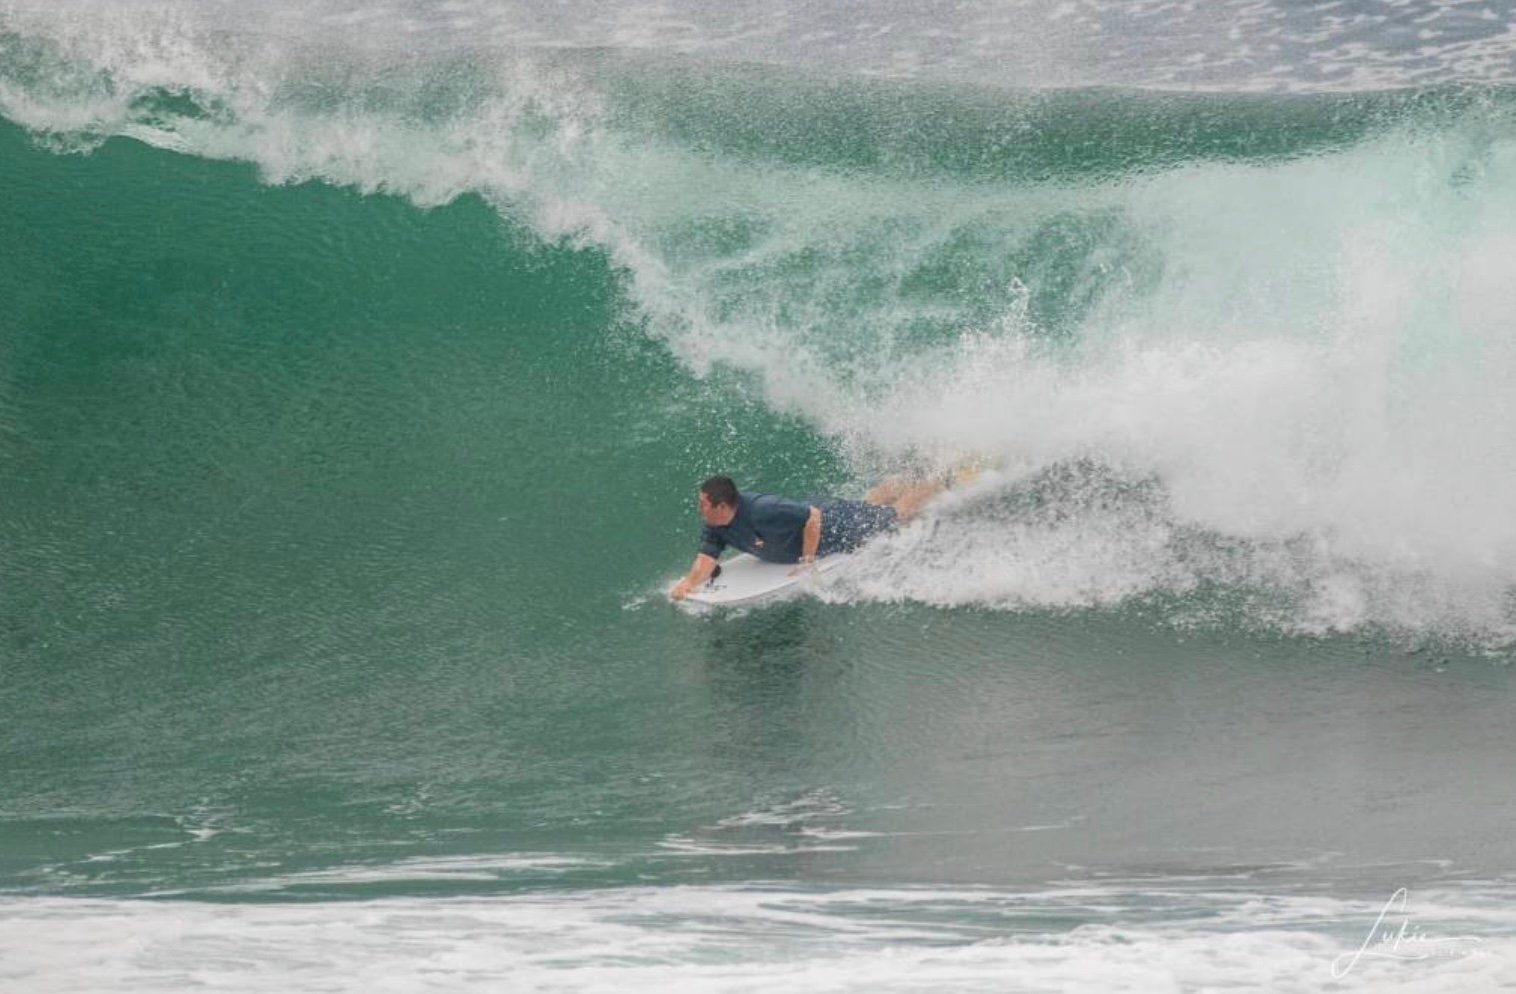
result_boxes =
[670,554,720,600]
[788,555,817,577]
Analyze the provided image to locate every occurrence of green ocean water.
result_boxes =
[5,5,1516,989]
[0,112,825,886]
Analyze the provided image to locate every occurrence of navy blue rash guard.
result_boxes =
[699,491,898,564]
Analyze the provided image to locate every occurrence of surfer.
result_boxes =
[667,474,949,600]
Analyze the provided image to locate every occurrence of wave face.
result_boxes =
[7,2,1516,645]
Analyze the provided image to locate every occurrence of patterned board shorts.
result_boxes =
[817,499,899,556]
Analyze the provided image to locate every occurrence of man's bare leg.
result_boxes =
[867,463,983,521]
[864,476,913,505]
[889,480,948,522]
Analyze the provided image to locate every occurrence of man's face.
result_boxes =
[698,491,736,526]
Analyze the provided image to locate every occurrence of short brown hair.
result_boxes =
[700,475,738,507]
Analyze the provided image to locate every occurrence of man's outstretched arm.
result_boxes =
[670,553,720,600]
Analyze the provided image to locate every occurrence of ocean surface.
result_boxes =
[5,1,1516,990]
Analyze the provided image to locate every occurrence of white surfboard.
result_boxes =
[678,553,848,610]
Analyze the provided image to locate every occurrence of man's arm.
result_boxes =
[796,506,822,567]
[670,553,719,600]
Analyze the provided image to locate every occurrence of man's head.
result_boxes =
[698,475,739,526]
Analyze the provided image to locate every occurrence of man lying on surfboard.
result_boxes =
[667,473,950,601]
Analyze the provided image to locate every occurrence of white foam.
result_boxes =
[807,139,1516,641]
[2,884,1513,993]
